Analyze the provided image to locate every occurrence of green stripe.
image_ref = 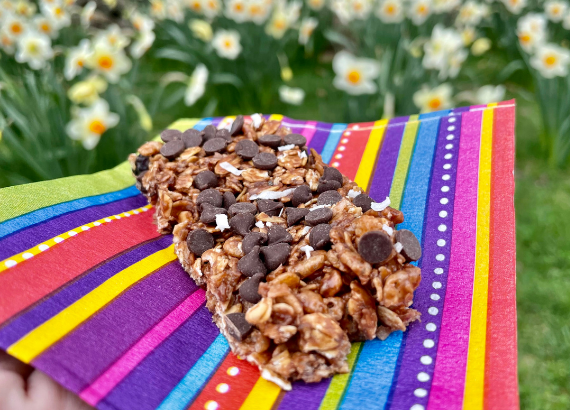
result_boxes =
[319,342,363,410]
[0,118,200,223]
[389,115,420,209]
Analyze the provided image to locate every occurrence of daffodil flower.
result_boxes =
[299,17,318,45]
[408,0,432,25]
[413,84,453,113]
[34,15,58,38]
[131,29,156,58]
[87,40,132,83]
[189,19,213,42]
[65,39,91,80]
[203,0,222,19]
[185,64,209,106]
[332,51,380,95]
[94,24,130,51]
[279,85,305,105]
[212,29,242,60]
[41,2,71,30]
[68,76,108,106]
[501,0,527,15]
[377,0,405,24]
[544,1,567,22]
[225,0,249,22]
[15,30,54,70]
[530,43,570,78]
[3,12,27,40]
[66,99,119,149]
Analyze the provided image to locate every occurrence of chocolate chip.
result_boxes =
[284,133,306,146]
[309,224,332,250]
[252,152,278,170]
[160,129,181,143]
[180,129,203,148]
[225,313,253,341]
[353,193,373,212]
[286,207,309,226]
[305,207,333,226]
[260,243,291,271]
[257,199,283,217]
[238,246,267,277]
[216,128,232,142]
[317,190,342,206]
[194,170,218,190]
[223,191,236,209]
[395,229,422,262]
[134,155,149,175]
[187,229,214,256]
[242,232,268,255]
[259,134,282,148]
[135,171,147,193]
[230,213,255,236]
[203,124,218,141]
[239,273,264,304]
[291,185,313,207]
[230,115,244,136]
[197,188,223,208]
[317,180,341,193]
[235,139,259,160]
[267,225,293,245]
[203,138,227,155]
[322,167,343,185]
[358,230,393,264]
[200,206,227,224]
[160,140,185,160]
[228,202,257,217]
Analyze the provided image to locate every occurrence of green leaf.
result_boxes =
[323,29,355,52]
[210,73,244,88]
[154,48,196,65]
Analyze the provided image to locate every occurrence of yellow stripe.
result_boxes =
[319,342,362,410]
[269,114,284,121]
[239,376,282,410]
[390,115,420,209]
[152,118,201,141]
[7,245,177,363]
[463,108,494,409]
[354,120,388,191]
[0,205,152,274]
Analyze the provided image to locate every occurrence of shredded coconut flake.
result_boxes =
[266,222,273,227]
[251,113,262,129]
[382,224,394,236]
[371,196,391,212]
[298,151,308,158]
[262,369,292,391]
[310,204,332,210]
[302,226,311,236]
[250,188,295,200]
[300,245,314,259]
[219,161,243,176]
[278,144,295,151]
[278,207,284,217]
[347,189,360,199]
[395,242,403,253]
[215,214,231,232]
[255,221,265,229]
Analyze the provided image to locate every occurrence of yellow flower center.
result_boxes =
[418,4,427,14]
[544,55,557,67]
[88,120,106,135]
[250,4,261,14]
[98,55,114,70]
[55,7,63,16]
[208,0,217,9]
[347,70,361,85]
[519,33,531,44]
[234,3,244,11]
[224,39,232,48]
[428,97,442,110]
[1,36,12,46]
[41,23,50,32]
[552,5,560,14]
[27,42,39,54]
[509,0,518,5]
[274,18,286,29]
[77,59,84,67]
[386,4,395,14]
[191,1,201,10]
[11,22,22,34]
[354,1,363,11]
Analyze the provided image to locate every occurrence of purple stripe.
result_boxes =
[277,379,331,410]
[31,262,197,393]
[367,119,407,200]
[0,195,148,260]
[307,122,334,154]
[210,117,224,127]
[388,114,463,409]
[98,306,218,410]
[390,115,411,124]
[452,106,470,114]
[0,235,173,347]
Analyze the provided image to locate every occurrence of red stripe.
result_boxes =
[0,211,159,323]
[188,353,260,410]
[330,122,374,180]
[484,103,519,410]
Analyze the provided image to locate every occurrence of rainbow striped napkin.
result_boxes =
[0,102,518,410]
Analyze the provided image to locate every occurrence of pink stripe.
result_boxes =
[300,120,318,145]
[427,110,482,410]
[79,289,206,405]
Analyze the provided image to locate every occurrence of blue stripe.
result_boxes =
[0,185,139,239]
[156,335,229,410]
[320,124,347,164]
[193,117,213,131]
[339,112,445,410]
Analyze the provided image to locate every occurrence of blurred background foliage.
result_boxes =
[1,0,570,407]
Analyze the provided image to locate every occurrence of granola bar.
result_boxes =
[129,115,422,390]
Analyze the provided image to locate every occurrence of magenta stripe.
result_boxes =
[427,110,482,410]
[31,262,197,393]
[80,289,206,405]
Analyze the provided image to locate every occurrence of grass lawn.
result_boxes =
[516,102,570,409]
